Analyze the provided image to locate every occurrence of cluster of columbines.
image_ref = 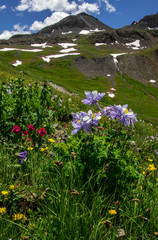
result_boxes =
[71,90,138,135]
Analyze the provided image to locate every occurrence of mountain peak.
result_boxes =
[36,12,113,37]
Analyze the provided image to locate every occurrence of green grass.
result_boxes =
[115,74,158,126]
[0,41,157,126]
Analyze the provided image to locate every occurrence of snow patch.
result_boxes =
[79,28,105,35]
[125,40,140,48]
[107,92,115,98]
[31,42,52,48]
[12,60,22,66]
[95,43,107,46]
[42,57,50,63]
[107,74,111,77]
[149,80,156,83]
[148,27,158,30]
[58,43,77,48]
[62,31,72,35]
[60,47,77,53]
[0,48,43,52]
[111,53,127,65]
[110,88,116,91]
[72,39,77,41]
[42,52,80,61]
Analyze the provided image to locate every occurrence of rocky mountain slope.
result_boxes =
[0,12,157,90]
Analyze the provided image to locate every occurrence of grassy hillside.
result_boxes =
[0,42,157,126]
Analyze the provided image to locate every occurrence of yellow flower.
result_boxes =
[143,171,145,175]
[148,164,156,171]
[48,138,55,143]
[1,191,9,195]
[0,207,6,214]
[108,210,117,215]
[10,185,14,190]
[41,147,48,151]
[148,159,153,162]
[140,186,143,190]
[27,147,33,150]
[14,213,27,221]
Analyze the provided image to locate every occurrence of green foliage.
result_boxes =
[0,77,158,239]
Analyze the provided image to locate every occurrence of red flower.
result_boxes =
[27,124,35,131]
[24,131,29,135]
[27,138,31,142]
[38,127,47,137]
[11,125,20,133]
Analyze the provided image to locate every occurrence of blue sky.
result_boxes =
[0,0,157,39]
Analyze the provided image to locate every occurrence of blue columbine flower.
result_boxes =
[18,151,27,164]
[71,110,101,135]
[102,104,137,127]
[82,90,105,106]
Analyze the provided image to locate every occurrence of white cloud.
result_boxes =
[103,0,116,13]
[16,0,99,14]
[29,2,99,31]
[0,24,31,40]
[74,2,99,14]
[0,5,6,10]
[16,0,77,12]
[30,12,69,31]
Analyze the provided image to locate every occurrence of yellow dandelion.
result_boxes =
[108,209,117,215]
[143,171,145,175]
[45,147,48,150]
[40,148,45,152]
[48,138,55,143]
[27,147,33,150]
[14,213,27,221]
[1,191,9,195]
[0,207,6,214]
[10,185,14,190]
[148,164,156,171]
[148,159,153,162]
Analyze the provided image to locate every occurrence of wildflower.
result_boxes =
[148,158,153,162]
[0,207,6,214]
[107,104,137,127]
[154,150,158,155]
[23,131,28,135]
[27,124,35,131]
[17,150,27,164]
[82,90,105,106]
[1,191,9,195]
[10,185,14,190]
[7,90,11,94]
[71,110,101,135]
[14,213,27,220]
[48,138,55,143]
[40,148,45,152]
[38,127,47,137]
[27,138,31,142]
[11,125,20,133]
[108,209,117,215]
[50,152,54,160]
[27,147,33,150]
[148,164,156,171]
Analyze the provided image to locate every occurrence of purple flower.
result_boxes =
[154,150,158,155]
[7,90,12,95]
[82,90,105,106]
[71,110,101,135]
[102,104,137,127]
[18,151,27,164]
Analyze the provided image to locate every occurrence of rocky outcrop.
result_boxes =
[124,12,158,30]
